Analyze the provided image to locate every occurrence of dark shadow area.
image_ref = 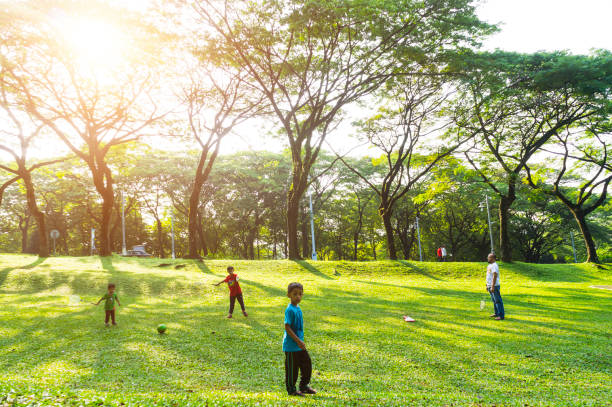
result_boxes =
[20,257,48,269]
[100,256,118,273]
[398,260,442,280]
[240,277,286,297]
[502,262,594,282]
[0,256,47,288]
[292,260,334,280]
[195,260,213,274]
[354,279,411,289]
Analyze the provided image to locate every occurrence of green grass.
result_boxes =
[0,254,610,406]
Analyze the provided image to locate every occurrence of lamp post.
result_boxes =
[570,231,577,263]
[308,189,317,260]
[479,195,495,254]
[121,190,127,255]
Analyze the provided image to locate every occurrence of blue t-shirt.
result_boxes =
[282,303,304,352]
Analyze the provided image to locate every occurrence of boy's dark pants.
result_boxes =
[105,309,116,324]
[229,294,245,314]
[285,350,312,394]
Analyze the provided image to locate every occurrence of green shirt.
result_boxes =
[102,293,118,310]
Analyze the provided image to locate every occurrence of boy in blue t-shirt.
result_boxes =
[283,282,317,396]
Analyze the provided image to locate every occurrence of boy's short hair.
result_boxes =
[108,283,116,289]
[227,266,234,271]
[287,282,303,294]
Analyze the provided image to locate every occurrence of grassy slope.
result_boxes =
[0,254,610,406]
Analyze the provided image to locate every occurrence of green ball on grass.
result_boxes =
[157,324,167,334]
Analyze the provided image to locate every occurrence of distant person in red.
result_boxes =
[214,266,248,318]
[436,247,443,261]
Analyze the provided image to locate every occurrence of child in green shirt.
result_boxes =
[95,283,121,326]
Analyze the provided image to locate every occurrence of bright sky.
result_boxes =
[2,0,611,161]
[229,0,612,155]
[477,0,612,54]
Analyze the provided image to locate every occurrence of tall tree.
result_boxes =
[0,65,65,257]
[340,77,468,259]
[4,1,166,255]
[454,50,612,261]
[525,121,612,262]
[194,0,493,258]
[180,63,264,259]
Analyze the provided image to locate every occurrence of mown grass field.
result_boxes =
[0,254,610,406]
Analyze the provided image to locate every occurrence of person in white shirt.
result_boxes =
[486,253,505,320]
[441,246,447,261]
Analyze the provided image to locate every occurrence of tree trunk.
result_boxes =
[196,212,209,257]
[371,238,377,260]
[353,211,364,260]
[498,194,515,262]
[188,178,205,259]
[19,215,30,253]
[99,189,114,256]
[21,170,49,257]
[572,210,599,263]
[287,189,302,259]
[380,205,397,260]
[155,217,164,258]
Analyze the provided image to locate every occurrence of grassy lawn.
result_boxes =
[0,254,610,406]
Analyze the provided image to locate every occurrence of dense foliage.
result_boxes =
[0,1,610,262]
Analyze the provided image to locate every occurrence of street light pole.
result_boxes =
[170,211,176,259]
[415,216,423,262]
[121,191,127,255]
[308,190,317,260]
[570,231,577,263]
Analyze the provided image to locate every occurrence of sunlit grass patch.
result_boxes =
[0,254,610,406]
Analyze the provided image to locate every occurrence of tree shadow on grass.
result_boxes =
[0,256,47,289]
[240,277,286,297]
[502,262,595,282]
[291,260,334,280]
[398,260,442,280]
[100,256,118,274]
[195,260,213,274]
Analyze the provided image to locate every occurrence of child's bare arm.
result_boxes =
[285,323,306,350]
[116,297,121,306]
[213,280,225,286]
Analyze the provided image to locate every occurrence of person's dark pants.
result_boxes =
[105,309,116,324]
[285,350,312,394]
[229,294,246,314]
[489,286,505,319]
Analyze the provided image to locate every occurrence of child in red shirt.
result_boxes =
[214,266,248,318]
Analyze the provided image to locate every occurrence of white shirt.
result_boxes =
[441,247,447,256]
[486,262,500,287]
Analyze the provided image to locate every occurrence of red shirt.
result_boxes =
[223,274,242,296]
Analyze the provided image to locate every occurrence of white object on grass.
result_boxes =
[480,300,486,310]
[69,295,81,305]
[403,315,415,322]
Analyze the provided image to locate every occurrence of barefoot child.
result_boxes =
[214,266,248,318]
[283,282,317,396]
[94,283,121,326]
